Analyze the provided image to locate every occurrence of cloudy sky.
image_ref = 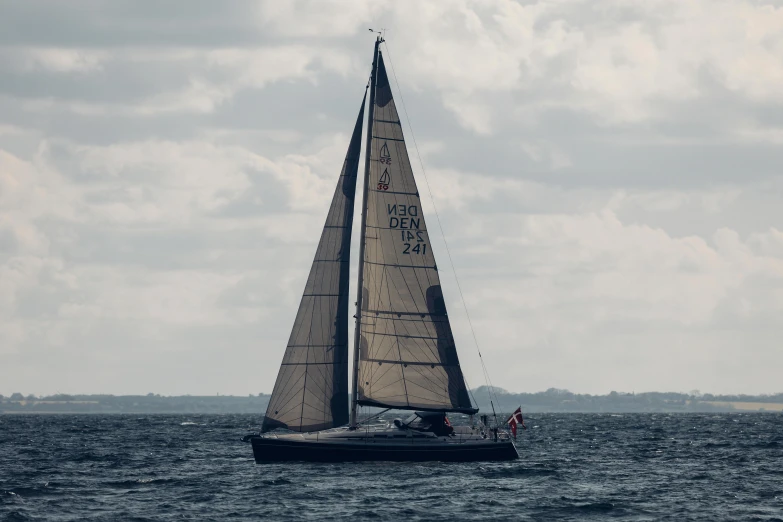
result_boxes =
[1,0,781,397]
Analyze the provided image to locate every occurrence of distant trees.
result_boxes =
[465,387,783,413]
[10,393,24,401]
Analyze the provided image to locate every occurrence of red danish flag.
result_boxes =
[506,407,526,439]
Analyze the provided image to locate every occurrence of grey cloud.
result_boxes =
[0,1,270,47]
[1,0,781,396]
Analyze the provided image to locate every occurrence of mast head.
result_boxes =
[368,28,385,43]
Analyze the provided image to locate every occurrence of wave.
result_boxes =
[478,465,558,478]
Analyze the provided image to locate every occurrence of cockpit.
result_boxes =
[393,411,454,436]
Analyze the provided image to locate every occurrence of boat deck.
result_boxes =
[250,426,519,462]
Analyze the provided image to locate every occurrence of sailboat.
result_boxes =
[244,37,518,462]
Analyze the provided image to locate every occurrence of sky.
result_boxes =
[1,0,782,397]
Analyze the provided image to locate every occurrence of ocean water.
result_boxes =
[1,413,781,521]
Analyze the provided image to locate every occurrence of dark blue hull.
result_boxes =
[250,436,518,463]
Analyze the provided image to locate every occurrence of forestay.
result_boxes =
[356,53,476,414]
[263,94,366,432]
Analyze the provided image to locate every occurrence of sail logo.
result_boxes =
[379,142,392,165]
[378,168,390,191]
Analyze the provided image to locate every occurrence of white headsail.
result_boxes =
[263,94,367,432]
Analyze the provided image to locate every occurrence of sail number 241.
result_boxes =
[401,230,426,255]
[388,204,427,255]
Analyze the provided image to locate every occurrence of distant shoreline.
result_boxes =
[2,389,782,414]
[0,394,270,415]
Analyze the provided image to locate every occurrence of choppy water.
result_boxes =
[1,413,782,521]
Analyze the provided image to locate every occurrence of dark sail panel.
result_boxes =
[263,94,366,432]
[356,53,476,414]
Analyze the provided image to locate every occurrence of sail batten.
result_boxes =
[356,51,476,415]
[262,93,367,433]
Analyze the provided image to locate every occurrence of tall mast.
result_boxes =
[351,36,382,428]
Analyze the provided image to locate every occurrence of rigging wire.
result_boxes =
[382,40,506,427]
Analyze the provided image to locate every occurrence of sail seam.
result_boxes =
[365,310,445,317]
[368,332,447,341]
[357,398,478,414]
[368,190,418,196]
[364,359,457,367]
[364,261,437,269]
